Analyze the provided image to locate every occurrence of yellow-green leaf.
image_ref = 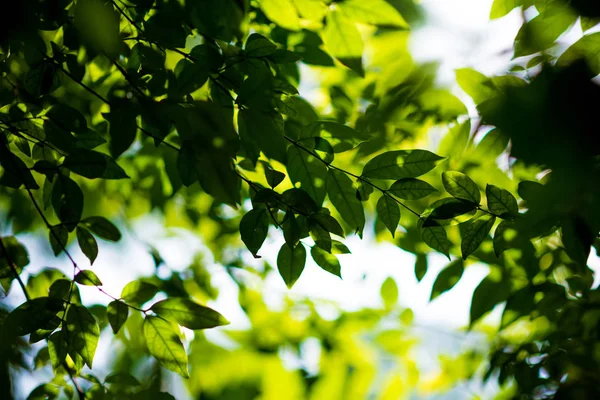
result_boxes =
[143,316,189,378]
[322,9,364,75]
[150,298,229,330]
[338,0,408,28]
[258,0,301,31]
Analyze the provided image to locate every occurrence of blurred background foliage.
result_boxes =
[1,0,600,399]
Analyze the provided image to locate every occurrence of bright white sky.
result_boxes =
[9,0,600,397]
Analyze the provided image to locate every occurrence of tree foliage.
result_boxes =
[1,0,600,398]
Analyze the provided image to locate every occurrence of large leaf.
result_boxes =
[557,32,600,75]
[455,68,498,104]
[430,260,464,300]
[66,304,100,368]
[326,169,365,236]
[240,208,270,258]
[460,214,496,259]
[486,185,518,218]
[389,178,437,200]
[376,195,400,237]
[239,109,288,163]
[51,177,84,230]
[442,171,481,204]
[338,0,408,28]
[277,242,307,288]
[470,276,511,327]
[143,316,189,378]
[322,9,364,75]
[311,246,341,277]
[286,146,327,206]
[151,298,229,329]
[420,221,451,259]
[362,150,444,180]
[258,0,300,31]
[81,217,121,241]
[121,280,159,305]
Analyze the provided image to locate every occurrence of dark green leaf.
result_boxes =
[143,316,189,378]
[460,214,496,259]
[103,103,138,158]
[81,217,121,241]
[286,145,327,206]
[51,177,83,230]
[0,236,29,278]
[475,129,509,158]
[49,225,68,256]
[311,212,345,238]
[239,109,287,163]
[63,150,107,179]
[105,372,141,386]
[245,33,278,56]
[486,185,518,218]
[493,220,515,257]
[240,208,270,258]
[46,104,88,133]
[311,246,341,277]
[376,195,400,237]
[261,162,285,188]
[76,227,98,264]
[326,169,365,236]
[425,198,478,221]
[415,254,427,282]
[74,270,102,286]
[389,178,437,200]
[470,276,511,327]
[430,260,464,301]
[420,220,451,259]
[107,300,129,334]
[277,243,307,288]
[442,171,480,204]
[362,150,444,180]
[299,121,368,152]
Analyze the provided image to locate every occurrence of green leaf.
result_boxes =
[143,316,189,378]
[493,220,514,257]
[107,300,129,334]
[415,254,427,282]
[240,208,270,258]
[490,0,521,20]
[144,11,187,48]
[174,58,210,95]
[486,185,518,218]
[389,178,437,200]
[261,162,286,189]
[287,145,327,206]
[105,372,141,386]
[49,225,68,256]
[380,277,398,308]
[460,214,496,259]
[245,33,278,57]
[46,104,88,133]
[362,150,444,180]
[311,246,341,277]
[376,195,400,237]
[514,9,577,57]
[121,280,159,305]
[151,298,229,329]
[299,121,369,152]
[258,0,301,31]
[442,171,481,204]
[420,220,451,259]
[322,9,364,75]
[475,129,509,158]
[48,331,67,370]
[561,216,593,265]
[455,68,499,104]
[326,169,365,236]
[425,198,478,221]
[63,150,107,179]
[311,211,345,238]
[430,260,464,301]
[66,304,100,368]
[76,227,98,264]
[557,32,600,75]
[3,297,64,337]
[0,236,29,279]
[332,240,351,254]
[81,217,121,242]
[239,109,287,163]
[338,0,408,28]
[470,276,511,327]
[26,383,60,400]
[277,242,307,288]
[51,177,83,230]
[103,103,138,158]
[74,270,102,286]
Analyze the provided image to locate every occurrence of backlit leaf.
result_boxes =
[486,185,518,218]
[151,298,229,330]
[362,150,444,180]
[240,208,270,257]
[326,169,365,236]
[311,246,341,277]
[389,178,437,200]
[76,227,98,265]
[376,195,400,237]
[143,316,189,378]
[460,214,496,259]
[66,304,100,368]
[322,9,364,75]
[442,171,481,204]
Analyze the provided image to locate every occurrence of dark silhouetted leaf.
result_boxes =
[376,195,400,237]
[240,208,270,258]
[107,300,128,334]
[362,150,444,180]
[389,178,437,200]
[430,260,464,300]
[277,242,307,288]
[486,184,518,218]
[151,298,229,329]
[81,217,121,241]
[76,227,98,264]
[460,214,496,259]
[442,171,480,204]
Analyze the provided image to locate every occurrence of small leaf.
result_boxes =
[460,215,496,259]
[49,225,68,256]
[362,150,444,180]
[442,171,481,204]
[287,145,327,206]
[299,121,369,152]
[143,316,189,378]
[245,33,278,56]
[63,150,107,179]
[51,177,83,230]
[277,242,307,288]
[121,280,159,305]
[262,162,285,188]
[326,169,365,236]
[240,208,270,258]
[425,198,477,221]
[380,277,398,308]
[475,129,509,158]
[74,270,102,286]
[48,331,67,370]
[470,276,511,327]
[561,216,593,265]
[81,217,121,242]
[376,195,400,237]
[66,304,100,368]
[76,227,98,264]
[486,185,518,218]
[455,68,498,104]
[311,246,341,278]
[415,254,427,282]
[311,212,345,238]
[420,221,451,259]
[389,178,437,200]
[105,372,141,386]
[107,300,129,334]
[430,260,464,301]
[151,298,229,329]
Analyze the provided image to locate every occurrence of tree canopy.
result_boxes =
[1,0,600,399]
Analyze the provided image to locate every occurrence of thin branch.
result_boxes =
[0,235,30,301]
